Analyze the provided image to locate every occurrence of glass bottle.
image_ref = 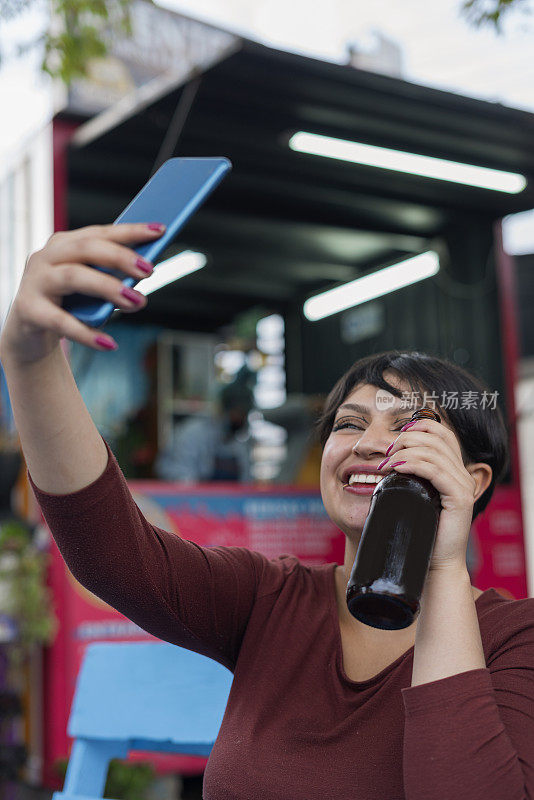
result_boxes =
[346,406,442,630]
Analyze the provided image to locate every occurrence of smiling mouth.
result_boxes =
[344,474,384,487]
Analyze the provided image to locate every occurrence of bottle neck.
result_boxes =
[378,472,442,508]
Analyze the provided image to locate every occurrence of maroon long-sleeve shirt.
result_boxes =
[30,440,534,800]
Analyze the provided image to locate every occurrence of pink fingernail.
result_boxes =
[136,257,153,274]
[377,457,390,470]
[389,461,407,469]
[120,286,143,305]
[385,441,395,456]
[400,421,418,432]
[147,223,165,231]
[95,335,118,350]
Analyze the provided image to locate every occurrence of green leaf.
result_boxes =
[459,0,530,31]
[54,757,157,800]
[0,519,58,671]
[40,0,136,85]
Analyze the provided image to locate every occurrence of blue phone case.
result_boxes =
[62,157,232,327]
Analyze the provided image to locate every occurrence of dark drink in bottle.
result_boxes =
[346,406,442,630]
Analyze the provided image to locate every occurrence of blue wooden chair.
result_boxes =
[52,641,234,800]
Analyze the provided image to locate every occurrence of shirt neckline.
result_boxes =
[326,562,497,688]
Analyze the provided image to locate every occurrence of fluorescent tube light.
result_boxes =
[303,251,440,321]
[289,132,526,194]
[136,250,207,296]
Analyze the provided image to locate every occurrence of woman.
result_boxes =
[1,224,533,800]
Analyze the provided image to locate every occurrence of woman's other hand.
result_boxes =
[378,418,491,572]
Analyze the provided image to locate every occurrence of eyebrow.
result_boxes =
[336,402,416,417]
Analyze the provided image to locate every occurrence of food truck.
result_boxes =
[2,0,534,789]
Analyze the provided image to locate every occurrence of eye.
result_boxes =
[332,420,363,431]
[332,417,410,433]
[331,416,365,432]
[332,421,363,431]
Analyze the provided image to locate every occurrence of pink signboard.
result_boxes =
[470,483,527,601]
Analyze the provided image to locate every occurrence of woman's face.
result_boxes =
[319,375,455,539]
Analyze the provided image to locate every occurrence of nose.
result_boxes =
[352,424,392,458]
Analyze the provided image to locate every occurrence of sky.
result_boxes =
[0,0,533,245]
[157,0,534,110]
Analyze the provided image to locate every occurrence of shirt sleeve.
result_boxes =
[401,600,534,800]
[28,438,281,671]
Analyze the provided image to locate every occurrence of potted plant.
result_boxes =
[54,757,156,800]
[0,516,58,671]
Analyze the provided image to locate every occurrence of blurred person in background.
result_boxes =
[262,394,325,484]
[155,366,255,483]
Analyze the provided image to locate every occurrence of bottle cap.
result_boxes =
[411,406,441,424]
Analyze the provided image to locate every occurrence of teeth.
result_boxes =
[348,473,383,485]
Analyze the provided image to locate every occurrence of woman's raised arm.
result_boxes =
[0,223,164,494]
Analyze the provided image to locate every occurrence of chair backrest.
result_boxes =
[69,641,234,755]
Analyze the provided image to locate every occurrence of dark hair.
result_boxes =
[316,350,509,522]
[220,383,255,413]
[219,365,256,414]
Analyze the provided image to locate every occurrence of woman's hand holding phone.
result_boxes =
[0,159,229,493]
[0,223,165,366]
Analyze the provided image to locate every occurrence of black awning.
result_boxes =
[65,37,534,332]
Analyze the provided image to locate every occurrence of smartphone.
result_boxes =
[61,157,232,327]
